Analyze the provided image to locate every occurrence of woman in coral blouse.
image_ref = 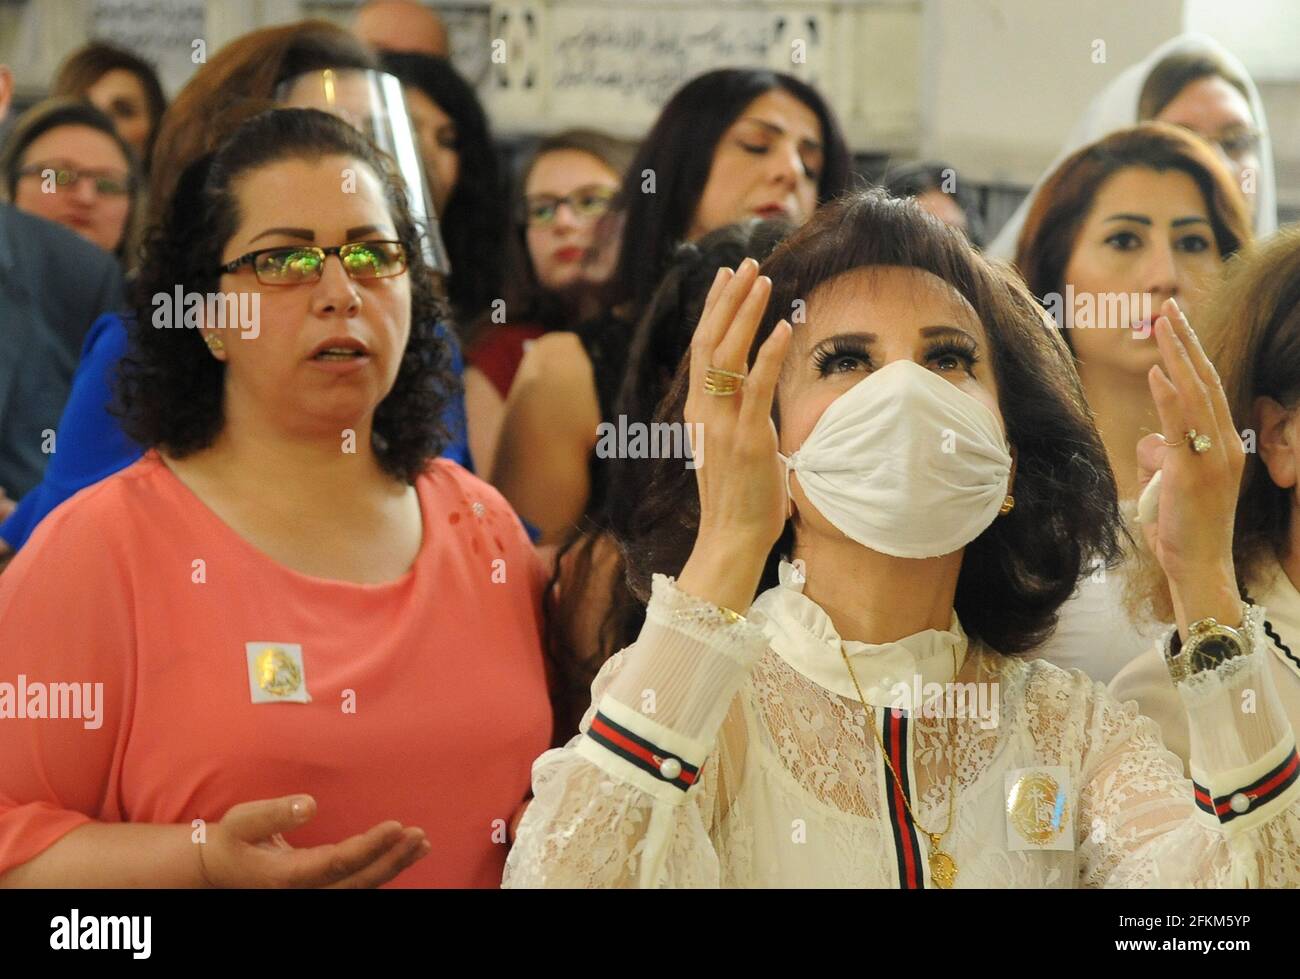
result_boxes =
[0,108,552,888]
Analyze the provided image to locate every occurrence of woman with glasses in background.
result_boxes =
[0,108,552,889]
[0,98,140,263]
[0,20,473,562]
[465,129,634,477]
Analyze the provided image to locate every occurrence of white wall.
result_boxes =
[922,0,1183,187]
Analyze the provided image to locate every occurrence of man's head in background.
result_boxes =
[352,1,449,56]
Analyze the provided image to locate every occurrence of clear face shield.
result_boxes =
[276,68,452,279]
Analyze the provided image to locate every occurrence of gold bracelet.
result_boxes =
[718,605,744,625]
[670,601,747,628]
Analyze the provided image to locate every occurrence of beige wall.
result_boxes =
[3,0,1296,209]
[922,0,1184,186]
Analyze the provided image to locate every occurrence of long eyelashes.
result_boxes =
[811,337,980,377]
[925,338,980,372]
[812,336,872,375]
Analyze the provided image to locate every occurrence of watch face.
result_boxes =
[1191,635,1242,673]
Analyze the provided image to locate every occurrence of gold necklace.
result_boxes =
[839,642,960,889]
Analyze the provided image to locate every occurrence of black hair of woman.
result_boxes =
[118,107,452,483]
[380,52,506,331]
[603,68,853,320]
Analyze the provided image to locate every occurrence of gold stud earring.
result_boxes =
[204,334,225,353]
[999,494,1015,515]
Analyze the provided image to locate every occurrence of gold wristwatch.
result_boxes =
[1164,611,1250,684]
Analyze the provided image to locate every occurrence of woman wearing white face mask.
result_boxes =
[504,191,1300,888]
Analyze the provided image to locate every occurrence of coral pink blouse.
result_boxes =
[0,452,552,887]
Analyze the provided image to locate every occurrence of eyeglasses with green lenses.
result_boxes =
[18,164,131,196]
[218,240,409,285]
[522,185,616,227]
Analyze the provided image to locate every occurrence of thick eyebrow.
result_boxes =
[246,225,392,245]
[809,330,876,350]
[1104,213,1152,225]
[919,324,980,346]
[1102,214,1210,229]
[249,227,315,243]
[738,117,823,152]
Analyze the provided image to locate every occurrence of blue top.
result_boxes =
[0,204,125,499]
[0,313,475,550]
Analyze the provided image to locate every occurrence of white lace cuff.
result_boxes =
[581,573,768,804]
[1178,604,1300,835]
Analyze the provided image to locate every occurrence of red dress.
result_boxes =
[466,323,548,398]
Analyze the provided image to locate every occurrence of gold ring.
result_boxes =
[1161,429,1212,454]
[703,366,745,396]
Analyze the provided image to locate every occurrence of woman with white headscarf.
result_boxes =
[988,32,1276,260]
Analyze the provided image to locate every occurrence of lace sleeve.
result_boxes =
[1077,608,1300,887]
[502,574,769,888]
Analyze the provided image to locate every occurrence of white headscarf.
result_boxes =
[988,32,1277,261]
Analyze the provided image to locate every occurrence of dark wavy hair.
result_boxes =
[604,68,852,318]
[623,189,1127,656]
[381,52,505,330]
[118,108,451,483]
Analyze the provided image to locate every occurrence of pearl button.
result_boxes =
[658,757,682,780]
[1230,793,1251,814]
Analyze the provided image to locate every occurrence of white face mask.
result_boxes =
[779,359,1013,559]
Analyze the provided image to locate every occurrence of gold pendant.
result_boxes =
[928,836,957,889]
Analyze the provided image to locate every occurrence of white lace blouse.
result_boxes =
[503,562,1300,888]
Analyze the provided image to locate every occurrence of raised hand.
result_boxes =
[1136,298,1245,636]
[676,258,792,615]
